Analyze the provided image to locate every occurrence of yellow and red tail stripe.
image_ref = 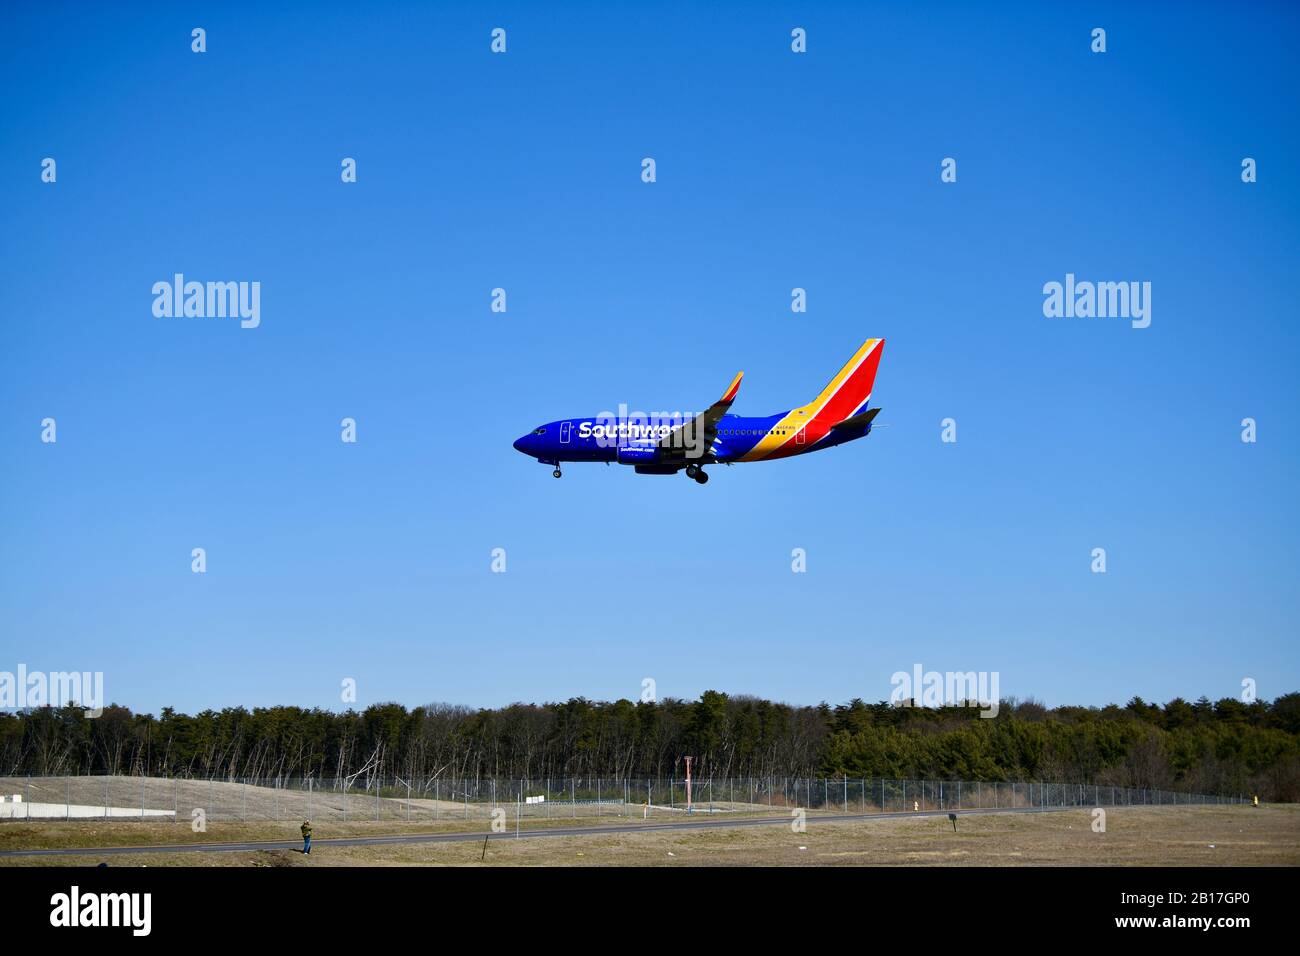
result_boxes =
[739,338,885,461]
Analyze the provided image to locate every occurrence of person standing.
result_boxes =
[301,820,313,854]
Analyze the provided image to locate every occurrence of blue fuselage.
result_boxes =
[512,412,870,467]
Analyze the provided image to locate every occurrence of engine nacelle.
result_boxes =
[617,443,659,466]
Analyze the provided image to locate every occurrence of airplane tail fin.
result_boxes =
[807,338,885,424]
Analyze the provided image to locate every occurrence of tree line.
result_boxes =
[2,691,1297,800]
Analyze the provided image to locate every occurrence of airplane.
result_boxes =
[512,338,885,484]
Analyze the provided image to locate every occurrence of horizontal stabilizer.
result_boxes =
[831,406,881,431]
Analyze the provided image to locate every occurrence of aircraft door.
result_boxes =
[560,421,572,444]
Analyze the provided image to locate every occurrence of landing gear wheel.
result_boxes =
[684,464,700,479]
[694,469,709,484]
[552,469,562,478]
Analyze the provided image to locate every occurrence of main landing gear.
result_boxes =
[684,464,709,484]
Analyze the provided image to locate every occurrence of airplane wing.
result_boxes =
[656,371,743,462]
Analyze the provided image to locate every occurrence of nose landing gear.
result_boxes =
[552,468,562,478]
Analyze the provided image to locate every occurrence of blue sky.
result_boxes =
[2,1,1297,716]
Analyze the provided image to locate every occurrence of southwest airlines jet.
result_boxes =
[512,338,885,484]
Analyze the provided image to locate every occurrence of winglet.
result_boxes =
[718,371,743,406]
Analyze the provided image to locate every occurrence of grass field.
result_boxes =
[0,775,774,821]
[2,804,1295,867]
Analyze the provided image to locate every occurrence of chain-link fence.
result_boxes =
[0,775,1247,823]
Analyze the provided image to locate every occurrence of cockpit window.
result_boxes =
[533,428,546,435]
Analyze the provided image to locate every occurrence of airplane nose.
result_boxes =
[513,434,532,454]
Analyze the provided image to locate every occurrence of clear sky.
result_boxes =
[2,1,1297,716]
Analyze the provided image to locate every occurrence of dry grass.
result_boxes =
[0,812,648,852]
[0,775,750,823]
[2,804,1296,867]
[0,775,467,823]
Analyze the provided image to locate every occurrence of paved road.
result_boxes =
[0,805,1088,858]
